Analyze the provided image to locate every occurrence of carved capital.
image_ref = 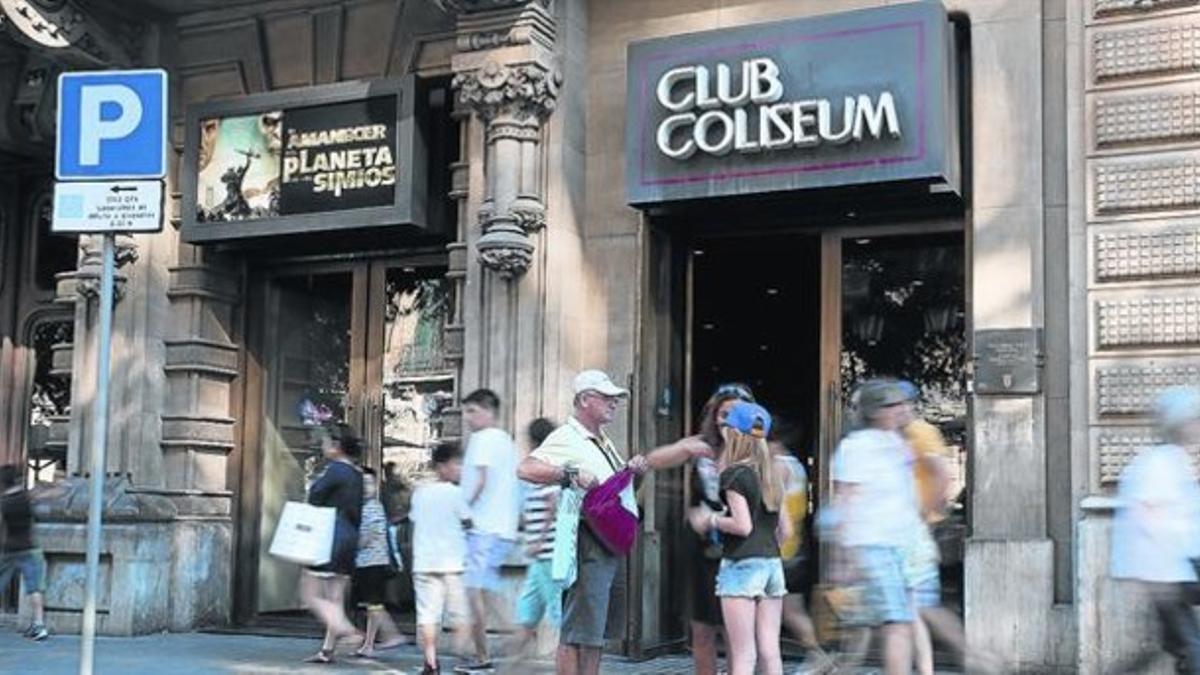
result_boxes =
[453,60,561,123]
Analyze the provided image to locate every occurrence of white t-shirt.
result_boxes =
[831,428,921,548]
[1111,444,1200,583]
[461,426,521,539]
[410,482,471,573]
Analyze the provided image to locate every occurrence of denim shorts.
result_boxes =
[857,546,915,624]
[0,549,46,595]
[465,532,515,591]
[715,557,787,599]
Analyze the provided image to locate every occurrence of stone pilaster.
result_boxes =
[450,0,559,279]
[447,0,562,431]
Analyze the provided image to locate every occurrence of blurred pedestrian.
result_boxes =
[894,381,997,674]
[687,383,755,675]
[458,388,521,672]
[772,426,833,674]
[518,369,711,675]
[301,423,365,664]
[0,465,48,641]
[830,380,922,675]
[689,400,786,675]
[412,442,473,675]
[1106,386,1200,675]
[353,468,405,658]
[512,417,562,659]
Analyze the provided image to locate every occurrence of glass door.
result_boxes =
[241,257,451,624]
[821,228,968,608]
[255,268,364,614]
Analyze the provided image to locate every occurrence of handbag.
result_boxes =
[269,501,336,566]
[582,469,639,556]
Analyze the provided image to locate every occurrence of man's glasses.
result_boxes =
[714,383,755,402]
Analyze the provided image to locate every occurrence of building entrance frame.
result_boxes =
[232,246,450,626]
[634,215,968,654]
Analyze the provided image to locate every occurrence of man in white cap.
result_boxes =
[1108,386,1200,675]
[518,369,710,675]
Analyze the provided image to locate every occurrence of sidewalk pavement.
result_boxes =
[0,630,959,674]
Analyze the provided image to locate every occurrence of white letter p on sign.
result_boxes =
[79,84,143,166]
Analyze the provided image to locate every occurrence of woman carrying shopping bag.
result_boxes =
[302,423,365,664]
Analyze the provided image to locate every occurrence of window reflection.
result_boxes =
[381,270,453,484]
[26,317,73,483]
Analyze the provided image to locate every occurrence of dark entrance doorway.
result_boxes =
[689,233,823,481]
[679,224,968,652]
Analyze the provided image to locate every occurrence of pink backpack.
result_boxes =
[582,469,638,556]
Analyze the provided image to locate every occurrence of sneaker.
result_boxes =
[28,624,49,641]
[421,664,440,675]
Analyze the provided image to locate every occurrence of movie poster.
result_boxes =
[195,112,283,222]
[280,97,398,215]
[194,97,397,223]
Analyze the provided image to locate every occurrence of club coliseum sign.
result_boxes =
[625,1,960,206]
[654,57,901,160]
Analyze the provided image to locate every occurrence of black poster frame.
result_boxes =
[180,77,425,243]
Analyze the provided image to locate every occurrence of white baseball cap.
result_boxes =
[573,369,629,398]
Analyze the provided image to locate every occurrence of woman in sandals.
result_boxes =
[302,423,365,663]
[691,400,788,675]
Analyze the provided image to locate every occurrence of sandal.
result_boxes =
[303,648,334,664]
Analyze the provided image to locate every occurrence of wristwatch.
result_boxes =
[560,465,579,488]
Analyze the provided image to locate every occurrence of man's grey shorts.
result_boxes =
[561,527,621,648]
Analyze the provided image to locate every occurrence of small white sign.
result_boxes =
[52,180,164,233]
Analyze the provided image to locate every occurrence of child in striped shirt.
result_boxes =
[513,418,560,657]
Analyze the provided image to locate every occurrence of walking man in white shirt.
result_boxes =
[518,370,712,675]
[458,389,521,672]
[1107,386,1200,675]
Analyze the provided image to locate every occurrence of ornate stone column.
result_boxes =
[448,0,559,278]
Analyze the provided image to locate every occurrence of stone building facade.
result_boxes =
[0,0,1197,671]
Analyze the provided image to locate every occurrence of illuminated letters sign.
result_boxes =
[625,2,959,205]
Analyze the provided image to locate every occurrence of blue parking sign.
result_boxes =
[56,69,167,180]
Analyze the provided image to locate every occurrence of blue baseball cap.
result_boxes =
[723,401,772,438]
[898,380,919,401]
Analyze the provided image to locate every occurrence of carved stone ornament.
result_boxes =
[510,203,547,232]
[436,0,550,13]
[74,234,138,301]
[477,238,535,278]
[0,0,140,67]
[453,60,562,122]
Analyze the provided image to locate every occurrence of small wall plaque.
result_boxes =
[974,328,1043,395]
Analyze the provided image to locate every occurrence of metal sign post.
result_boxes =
[79,233,114,675]
[54,68,167,675]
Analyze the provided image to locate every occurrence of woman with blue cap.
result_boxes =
[1107,386,1200,674]
[690,400,788,675]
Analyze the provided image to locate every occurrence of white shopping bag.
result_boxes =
[551,488,583,589]
[269,501,336,566]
